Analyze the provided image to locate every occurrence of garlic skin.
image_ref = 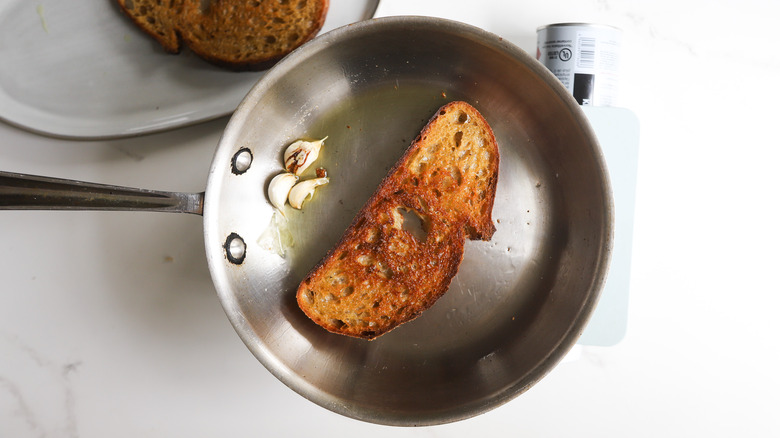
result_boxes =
[288,177,329,209]
[284,136,327,175]
[267,173,298,213]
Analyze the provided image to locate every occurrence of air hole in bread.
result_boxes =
[449,165,462,185]
[329,319,346,329]
[395,207,429,242]
[417,196,429,213]
[199,0,212,13]
[341,286,354,297]
[454,131,463,147]
[376,262,393,279]
[265,35,277,44]
[355,217,366,229]
[357,254,375,266]
[365,227,379,243]
[457,112,469,123]
[325,269,343,281]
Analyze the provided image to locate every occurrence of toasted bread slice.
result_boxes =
[296,101,500,340]
[116,0,329,71]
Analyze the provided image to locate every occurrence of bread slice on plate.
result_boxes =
[297,101,500,340]
[116,0,329,71]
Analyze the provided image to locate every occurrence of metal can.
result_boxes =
[536,23,622,107]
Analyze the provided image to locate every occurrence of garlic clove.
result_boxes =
[284,136,327,175]
[268,172,298,213]
[288,177,329,209]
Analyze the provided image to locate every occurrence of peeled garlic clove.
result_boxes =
[284,136,327,175]
[268,173,298,212]
[288,177,329,209]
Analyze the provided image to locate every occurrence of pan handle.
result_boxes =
[0,171,204,215]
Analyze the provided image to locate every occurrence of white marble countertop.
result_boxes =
[2,0,779,436]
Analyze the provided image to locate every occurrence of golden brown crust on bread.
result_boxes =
[296,101,500,340]
[116,0,329,71]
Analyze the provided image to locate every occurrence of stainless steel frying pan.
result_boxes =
[0,17,613,426]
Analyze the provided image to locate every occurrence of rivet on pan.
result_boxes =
[224,233,246,265]
[231,148,253,175]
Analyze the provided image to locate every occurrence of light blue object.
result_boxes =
[578,107,640,346]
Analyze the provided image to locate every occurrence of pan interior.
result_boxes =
[203,17,612,426]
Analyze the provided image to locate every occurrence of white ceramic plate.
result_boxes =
[0,0,379,139]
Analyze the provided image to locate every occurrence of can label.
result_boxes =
[536,23,622,106]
